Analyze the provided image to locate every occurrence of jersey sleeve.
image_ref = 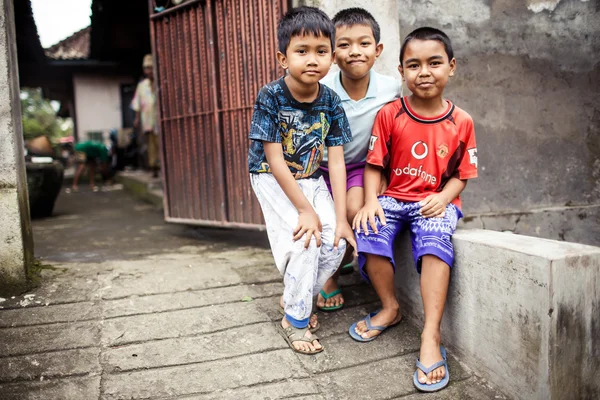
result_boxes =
[366,105,393,168]
[457,116,478,180]
[324,93,352,147]
[248,87,281,143]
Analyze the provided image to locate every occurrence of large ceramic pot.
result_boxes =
[26,160,64,218]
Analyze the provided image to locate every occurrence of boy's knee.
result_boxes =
[420,254,450,267]
[291,235,320,254]
[346,202,362,223]
[346,188,364,222]
[418,254,452,274]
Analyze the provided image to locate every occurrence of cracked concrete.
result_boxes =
[0,187,508,399]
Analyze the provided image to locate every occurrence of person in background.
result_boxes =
[132,54,160,178]
[71,140,110,191]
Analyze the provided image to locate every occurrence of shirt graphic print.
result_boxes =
[248,77,352,179]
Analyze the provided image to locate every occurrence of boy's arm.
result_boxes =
[420,178,467,218]
[421,114,478,218]
[353,163,387,235]
[263,142,322,249]
[327,146,357,251]
[364,163,382,205]
[353,104,394,235]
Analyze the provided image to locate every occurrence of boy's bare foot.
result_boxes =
[354,306,402,339]
[417,329,446,385]
[316,277,344,309]
[281,316,322,352]
[279,296,319,329]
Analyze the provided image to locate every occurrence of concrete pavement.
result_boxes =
[0,186,507,399]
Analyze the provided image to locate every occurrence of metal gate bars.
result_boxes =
[150,0,288,228]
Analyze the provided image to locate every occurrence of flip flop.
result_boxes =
[278,306,320,333]
[348,310,402,342]
[276,323,323,355]
[317,289,344,311]
[340,262,354,275]
[413,346,450,392]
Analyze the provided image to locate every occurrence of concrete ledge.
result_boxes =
[115,171,163,209]
[394,229,600,400]
[461,204,600,246]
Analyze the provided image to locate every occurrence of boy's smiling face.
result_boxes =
[334,24,382,80]
[399,39,456,101]
[277,33,333,87]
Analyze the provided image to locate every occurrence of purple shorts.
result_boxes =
[355,196,463,281]
[320,162,366,194]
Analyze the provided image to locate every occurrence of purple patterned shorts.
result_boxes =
[356,196,463,281]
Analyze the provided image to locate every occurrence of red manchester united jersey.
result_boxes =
[367,97,478,209]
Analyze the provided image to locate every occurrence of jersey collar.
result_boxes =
[401,97,454,124]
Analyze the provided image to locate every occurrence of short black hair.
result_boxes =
[277,6,335,54]
[332,8,380,43]
[399,27,454,65]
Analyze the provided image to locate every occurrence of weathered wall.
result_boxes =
[294,0,401,77]
[0,0,33,294]
[394,229,600,399]
[398,0,600,245]
[73,74,134,142]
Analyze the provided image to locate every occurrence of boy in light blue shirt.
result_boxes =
[317,8,401,311]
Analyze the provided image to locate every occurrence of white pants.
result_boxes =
[251,173,346,328]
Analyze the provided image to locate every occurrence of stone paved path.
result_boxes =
[0,186,507,399]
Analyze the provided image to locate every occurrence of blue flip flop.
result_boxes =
[348,310,401,342]
[413,346,450,392]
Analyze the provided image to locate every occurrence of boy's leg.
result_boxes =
[418,255,450,385]
[250,174,322,352]
[409,203,462,385]
[354,253,401,338]
[88,160,97,188]
[72,163,85,190]
[312,177,347,294]
[72,152,87,190]
[354,196,405,338]
[317,185,363,308]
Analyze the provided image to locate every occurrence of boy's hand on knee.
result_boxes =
[294,210,322,249]
[420,194,448,218]
[353,200,386,235]
[334,221,357,255]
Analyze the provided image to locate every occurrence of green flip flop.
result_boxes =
[340,262,354,275]
[317,289,344,311]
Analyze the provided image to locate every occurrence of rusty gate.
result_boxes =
[149,0,288,228]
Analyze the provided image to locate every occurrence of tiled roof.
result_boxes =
[45,26,91,60]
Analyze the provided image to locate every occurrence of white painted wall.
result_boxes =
[296,0,401,78]
[73,74,134,142]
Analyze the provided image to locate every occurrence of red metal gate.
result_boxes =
[149,0,288,228]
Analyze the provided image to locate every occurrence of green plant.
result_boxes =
[20,88,73,141]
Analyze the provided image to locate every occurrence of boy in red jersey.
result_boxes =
[350,27,478,393]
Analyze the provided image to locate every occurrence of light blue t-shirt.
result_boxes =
[321,69,401,165]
